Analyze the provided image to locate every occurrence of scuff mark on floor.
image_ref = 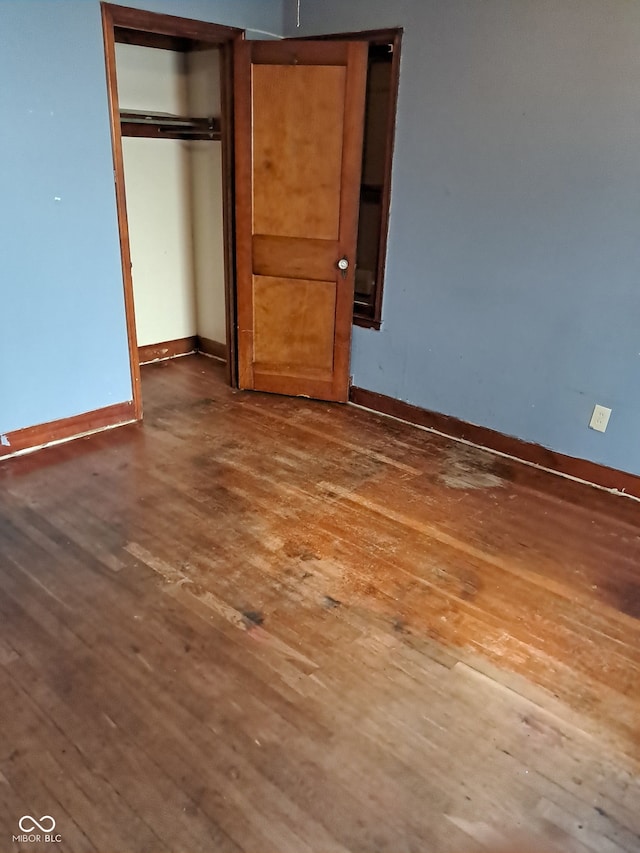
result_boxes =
[440,445,505,490]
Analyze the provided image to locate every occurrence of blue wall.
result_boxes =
[4,0,640,477]
[285,0,640,476]
[0,0,282,437]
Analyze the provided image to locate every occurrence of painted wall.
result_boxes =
[187,50,227,346]
[0,0,281,438]
[121,136,198,347]
[117,45,226,349]
[117,45,197,348]
[116,41,186,112]
[284,0,640,477]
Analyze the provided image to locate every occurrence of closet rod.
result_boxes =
[120,112,221,141]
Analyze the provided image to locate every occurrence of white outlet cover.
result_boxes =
[589,404,612,433]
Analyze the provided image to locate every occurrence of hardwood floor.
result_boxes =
[1,354,639,853]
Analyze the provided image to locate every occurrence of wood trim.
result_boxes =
[101,3,243,404]
[196,336,227,361]
[114,27,191,51]
[101,2,143,421]
[350,386,640,500]
[220,37,241,388]
[138,337,197,364]
[332,40,369,401]
[251,41,352,65]
[353,314,382,330]
[114,28,225,52]
[232,39,254,390]
[0,402,135,460]
[104,4,243,42]
[371,30,401,330]
[299,27,403,43]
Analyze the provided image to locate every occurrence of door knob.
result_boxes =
[337,257,349,279]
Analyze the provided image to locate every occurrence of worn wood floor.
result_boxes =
[1,354,639,853]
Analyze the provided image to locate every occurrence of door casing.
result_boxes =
[101,2,243,419]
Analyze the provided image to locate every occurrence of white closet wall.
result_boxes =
[116,44,196,347]
[187,50,227,347]
[115,44,227,350]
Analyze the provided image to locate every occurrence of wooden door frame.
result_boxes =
[101,3,243,419]
[297,28,402,330]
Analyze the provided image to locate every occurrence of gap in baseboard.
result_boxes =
[139,349,197,366]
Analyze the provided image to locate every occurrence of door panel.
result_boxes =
[252,64,346,241]
[234,39,368,401]
[252,236,338,281]
[253,276,336,374]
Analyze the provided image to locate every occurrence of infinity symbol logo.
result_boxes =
[19,815,56,833]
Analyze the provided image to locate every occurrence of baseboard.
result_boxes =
[138,336,197,364]
[349,386,640,500]
[196,336,227,362]
[1,335,224,461]
[0,401,136,460]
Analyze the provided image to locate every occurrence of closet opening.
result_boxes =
[298,29,402,330]
[101,5,242,419]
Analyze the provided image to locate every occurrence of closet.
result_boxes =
[114,35,227,367]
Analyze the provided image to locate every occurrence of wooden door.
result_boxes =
[234,40,368,401]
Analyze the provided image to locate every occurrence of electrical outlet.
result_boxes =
[589,404,612,433]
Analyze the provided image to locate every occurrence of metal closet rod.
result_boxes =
[119,111,222,139]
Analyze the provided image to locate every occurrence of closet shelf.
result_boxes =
[120,111,221,140]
